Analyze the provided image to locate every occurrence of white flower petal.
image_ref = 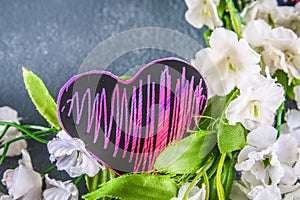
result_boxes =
[280,164,298,186]
[0,106,20,123]
[248,185,281,200]
[43,175,78,200]
[226,75,284,130]
[243,20,272,49]
[193,28,260,97]
[171,183,206,200]
[0,195,13,200]
[0,129,27,157]
[294,86,300,110]
[47,130,103,177]
[276,134,298,164]
[247,126,277,148]
[184,0,222,29]
[230,179,251,200]
[241,0,279,22]
[0,107,27,157]
[1,150,42,200]
[283,183,300,200]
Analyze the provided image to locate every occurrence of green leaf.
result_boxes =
[82,174,178,200]
[273,70,295,99]
[204,29,213,47]
[118,75,132,80]
[22,67,61,129]
[154,132,217,174]
[222,157,234,199]
[217,0,227,18]
[218,123,246,153]
[227,0,242,39]
[208,156,234,200]
[293,78,300,86]
[85,168,115,193]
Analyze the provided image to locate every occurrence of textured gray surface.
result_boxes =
[0,0,206,197]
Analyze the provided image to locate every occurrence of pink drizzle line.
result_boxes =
[64,66,206,172]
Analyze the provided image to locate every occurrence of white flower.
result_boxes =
[243,20,272,51]
[294,85,300,110]
[1,150,42,200]
[241,0,300,36]
[282,183,300,200]
[263,27,300,83]
[275,134,299,186]
[47,130,103,177]
[243,19,300,83]
[184,0,223,29]
[241,0,279,23]
[226,74,284,130]
[43,175,78,200]
[275,5,300,36]
[0,195,13,200]
[230,176,253,200]
[0,107,20,123]
[193,28,260,97]
[248,185,282,200]
[281,109,300,134]
[280,109,300,180]
[0,106,27,157]
[171,183,206,200]
[235,125,285,185]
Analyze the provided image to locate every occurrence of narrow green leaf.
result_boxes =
[204,29,213,47]
[217,0,227,18]
[209,172,218,200]
[85,167,115,193]
[208,156,234,200]
[154,132,217,174]
[227,0,242,39]
[22,67,61,129]
[223,158,234,199]
[82,174,178,200]
[218,123,246,153]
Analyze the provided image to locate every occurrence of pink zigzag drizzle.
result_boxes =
[64,66,207,173]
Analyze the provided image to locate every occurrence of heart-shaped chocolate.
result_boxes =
[57,58,208,174]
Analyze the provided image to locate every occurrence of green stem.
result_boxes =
[74,174,84,186]
[216,153,226,200]
[227,0,242,39]
[22,125,49,131]
[220,89,239,122]
[40,164,57,177]
[0,143,9,165]
[276,102,285,138]
[0,128,57,149]
[0,124,10,140]
[196,116,217,121]
[203,171,210,200]
[182,156,215,200]
[0,122,49,144]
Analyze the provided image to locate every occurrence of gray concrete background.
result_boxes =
[0,0,206,197]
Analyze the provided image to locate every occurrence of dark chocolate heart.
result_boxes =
[57,57,208,174]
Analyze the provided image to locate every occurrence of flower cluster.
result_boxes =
[232,106,300,199]
[187,0,300,199]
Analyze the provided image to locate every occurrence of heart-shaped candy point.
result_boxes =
[57,57,208,174]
